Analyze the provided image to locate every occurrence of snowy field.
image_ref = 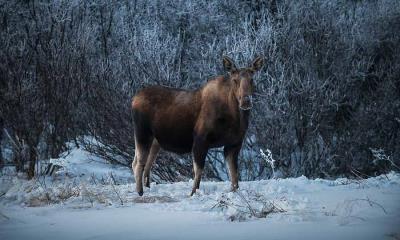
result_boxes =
[1,147,399,240]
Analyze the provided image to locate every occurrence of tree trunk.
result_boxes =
[0,129,3,170]
[27,145,37,179]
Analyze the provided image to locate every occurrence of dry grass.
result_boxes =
[133,196,179,204]
[211,190,286,221]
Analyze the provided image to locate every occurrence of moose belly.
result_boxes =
[206,127,243,149]
[153,121,194,154]
[152,111,245,153]
[154,127,238,153]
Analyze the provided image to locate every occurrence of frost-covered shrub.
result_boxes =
[1,0,399,180]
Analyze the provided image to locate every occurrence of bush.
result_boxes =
[1,0,399,180]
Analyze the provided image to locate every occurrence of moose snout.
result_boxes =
[239,95,253,110]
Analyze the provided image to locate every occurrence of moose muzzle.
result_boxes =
[239,95,253,110]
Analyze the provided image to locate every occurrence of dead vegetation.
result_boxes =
[133,196,178,204]
[211,190,286,221]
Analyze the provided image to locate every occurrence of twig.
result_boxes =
[356,197,387,214]
[109,172,124,205]
[3,129,21,151]
[0,211,10,220]
[260,149,276,178]
[235,190,257,217]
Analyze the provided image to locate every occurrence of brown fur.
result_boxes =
[131,56,263,196]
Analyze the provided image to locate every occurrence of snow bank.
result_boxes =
[49,144,133,183]
[1,169,399,221]
[0,146,399,239]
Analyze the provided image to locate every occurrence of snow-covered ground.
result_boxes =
[1,147,399,240]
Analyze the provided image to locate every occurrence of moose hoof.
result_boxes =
[138,190,144,196]
[190,189,197,196]
[230,186,239,192]
[144,178,150,188]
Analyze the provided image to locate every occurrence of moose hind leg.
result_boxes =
[134,139,152,196]
[132,154,137,176]
[143,139,160,188]
[224,144,241,191]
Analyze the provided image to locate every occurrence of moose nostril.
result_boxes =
[243,96,252,102]
[239,95,253,110]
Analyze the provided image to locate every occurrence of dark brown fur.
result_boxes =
[131,56,263,196]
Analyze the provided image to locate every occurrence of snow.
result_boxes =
[49,144,133,183]
[1,146,400,240]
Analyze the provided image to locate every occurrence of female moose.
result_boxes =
[131,56,263,196]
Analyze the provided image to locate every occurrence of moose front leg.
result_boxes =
[190,135,208,196]
[224,144,241,191]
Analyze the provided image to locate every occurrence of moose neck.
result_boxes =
[239,105,250,131]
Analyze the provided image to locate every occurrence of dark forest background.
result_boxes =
[1,0,399,182]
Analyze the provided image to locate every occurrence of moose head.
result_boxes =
[223,56,264,110]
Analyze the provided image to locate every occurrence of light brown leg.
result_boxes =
[191,161,204,196]
[132,155,137,175]
[143,139,160,188]
[190,135,207,196]
[224,144,241,191]
[134,140,151,196]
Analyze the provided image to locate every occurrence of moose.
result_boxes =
[131,56,263,196]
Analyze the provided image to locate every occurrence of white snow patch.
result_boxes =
[1,146,399,240]
[49,145,133,183]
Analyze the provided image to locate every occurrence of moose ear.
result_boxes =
[223,56,237,72]
[251,56,264,72]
